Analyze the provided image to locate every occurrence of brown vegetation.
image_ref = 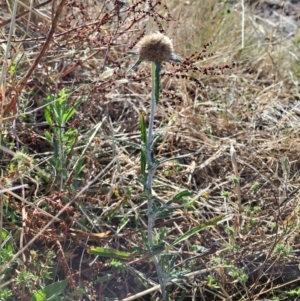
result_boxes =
[0,0,300,300]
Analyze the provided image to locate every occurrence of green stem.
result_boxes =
[144,61,166,299]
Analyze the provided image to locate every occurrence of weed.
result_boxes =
[15,271,38,288]
[1,0,300,299]
[227,263,248,284]
[110,259,126,273]
[44,88,85,190]
[0,288,12,301]
[274,244,293,258]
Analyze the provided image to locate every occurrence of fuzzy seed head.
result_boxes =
[137,32,174,63]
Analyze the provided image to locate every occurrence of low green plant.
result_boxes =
[110,259,126,273]
[31,279,68,301]
[274,244,293,258]
[43,88,85,190]
[0,288,12,301]
[227,264,248,284]
[15,271,38,288]
[287,287,300,297]
[245,205,261,216]
[250,181,260,193]
[206,275,219,289]
[0,228,15,286]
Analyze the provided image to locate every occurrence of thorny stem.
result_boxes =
[144,62,166,299]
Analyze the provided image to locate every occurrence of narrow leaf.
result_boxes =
[96,274,113,283]
[63,107,76,124]
[31,279,68,301]
[44,106,53,126]
[127,58,142,73]
[139,113,147,144]
[167,190,194,205]
[44,131,52,144]
[141,232,149,248]
[1,229,13,252]
[171,215,226,247]
[87,246,132,259]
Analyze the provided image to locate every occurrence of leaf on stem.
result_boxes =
[171,215,227,247]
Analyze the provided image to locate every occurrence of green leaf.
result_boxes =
[74,158,86,177]
[167,190,194,205]
[1,229,13,252]
[44,106,53,126]
[118,215,129,232]
[127,58,143,73]
[44,131,52,144]
[139,113,147,144]
[171,215,226,247]
[87,246,132,259]
[31,279,68,301]
[170,281,187,291]
[96,274,113,283]
[9,61,16,76]
[63,107,76,124]
[63,128,75,140]
[141,232,149,248]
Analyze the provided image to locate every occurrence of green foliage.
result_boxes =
[15,271,38,288]
[206,275,219,289]
[43,88,85,190]
[228,244,241,252]
[172,215,226,247]
[250,181,260,193]
[8,53,24,77]
[253,206,261,213]
[221,191,230,198]
[288,287,300,297]
[227,264,248,284]
[117,214,129,232]
[0,228,15,282]
[87,246,132,259]
[0,247,13,266]
[231,176,239,184]
[109,259,126,273]
[1,229,13,253]
[245,205,261,216]
[30,250,56,282]
[0,288,13,301]
[31,279,68,301]
[225,225,234,236]
[274,244,293,258]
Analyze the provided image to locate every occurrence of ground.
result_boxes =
[0,0,300,300]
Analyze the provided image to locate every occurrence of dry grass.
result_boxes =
[0,0,300,300]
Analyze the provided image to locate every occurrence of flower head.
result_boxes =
[127,32,181,73]
[137,32,174,63]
